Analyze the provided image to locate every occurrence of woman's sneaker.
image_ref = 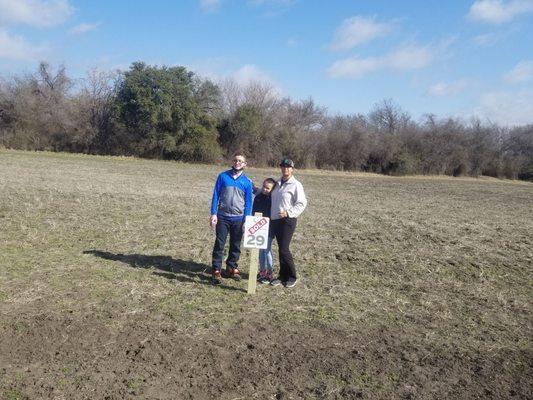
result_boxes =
[270,278,283,286]
[284,278,297,288]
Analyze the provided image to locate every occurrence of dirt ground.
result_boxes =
[1,150,532,399]
[1,310,530,400]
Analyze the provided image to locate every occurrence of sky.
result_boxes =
[1,0,532,126]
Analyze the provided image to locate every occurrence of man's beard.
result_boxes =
[232,166,243,173]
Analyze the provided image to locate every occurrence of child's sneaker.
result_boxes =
[257,270,266,282]
[258,275,270,284]
[260,271,273,284]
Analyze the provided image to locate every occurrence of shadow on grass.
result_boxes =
[83,250,246,292]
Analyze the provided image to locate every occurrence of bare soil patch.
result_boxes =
[2,312,530,400]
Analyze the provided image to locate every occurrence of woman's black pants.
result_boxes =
[270,217,298,281]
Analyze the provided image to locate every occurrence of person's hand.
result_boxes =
[210,215,217,229]
[278,210,288,218]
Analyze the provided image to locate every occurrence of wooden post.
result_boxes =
[247,212,262,294]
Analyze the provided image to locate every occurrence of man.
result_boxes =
[270,158,307,288]
[210,153,253,285]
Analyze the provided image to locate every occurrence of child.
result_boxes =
[252,178,276,284]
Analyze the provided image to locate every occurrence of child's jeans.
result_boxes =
[259,236,273,274]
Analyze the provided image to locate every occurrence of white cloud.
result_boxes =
[473,32,501,46]
[69,22,100,34]
[327,44,434,79]
[327,56,380,79]
[427,79,469,97]
[186,57,234,81]
[248,0,295,6]
[189,61,281,93]
[0,1,70,63]
[0,28,47,60]
[330,16,392,50]
[504,60,533,83]
[199,0,295,12]
[231,64,277,87]
[474,89,533,125]
[286,38,298,48]
[468,0,533,24]
[0,0,73,28]
[388,45,433,69]
[199,0,220,12]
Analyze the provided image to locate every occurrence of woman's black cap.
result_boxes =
[279,158,295,168]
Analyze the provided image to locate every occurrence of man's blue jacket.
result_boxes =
[210,170,253,220]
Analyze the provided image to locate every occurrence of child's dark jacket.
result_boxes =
[252,192,272,218]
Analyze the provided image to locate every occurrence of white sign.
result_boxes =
[243,215,270,249]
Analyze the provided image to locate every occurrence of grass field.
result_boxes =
[0,149,531,399]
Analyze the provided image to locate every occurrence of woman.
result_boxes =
[270,158,307,288]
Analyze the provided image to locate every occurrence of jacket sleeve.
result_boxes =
[210,174,223,215]
[252,194,258,215]
[287,181,307,218]
[244,179,253,217]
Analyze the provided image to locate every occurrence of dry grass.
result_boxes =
[1,149,532,398]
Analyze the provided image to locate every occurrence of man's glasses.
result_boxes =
[233,159,246,164]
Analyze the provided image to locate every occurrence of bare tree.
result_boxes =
[369,98,410,135]
[315,114,369,171]
[74,68,119,153]
[219,78,244,117]
[276,97,326,168]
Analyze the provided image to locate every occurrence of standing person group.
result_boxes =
[209,155,307,288]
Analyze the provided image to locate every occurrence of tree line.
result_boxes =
[1,62,531,181]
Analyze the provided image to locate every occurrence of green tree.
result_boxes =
[218,104,270,164]
[114,62,221,161]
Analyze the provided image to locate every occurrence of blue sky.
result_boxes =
[1,0,532,125]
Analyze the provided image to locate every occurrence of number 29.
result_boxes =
[246,235,265,246]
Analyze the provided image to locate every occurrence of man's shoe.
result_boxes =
[212,270,222,285]
[270,278,283,286]
[284,278,297,288]
[227,268,242,281]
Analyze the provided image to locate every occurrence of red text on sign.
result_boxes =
[248,218,268,235]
